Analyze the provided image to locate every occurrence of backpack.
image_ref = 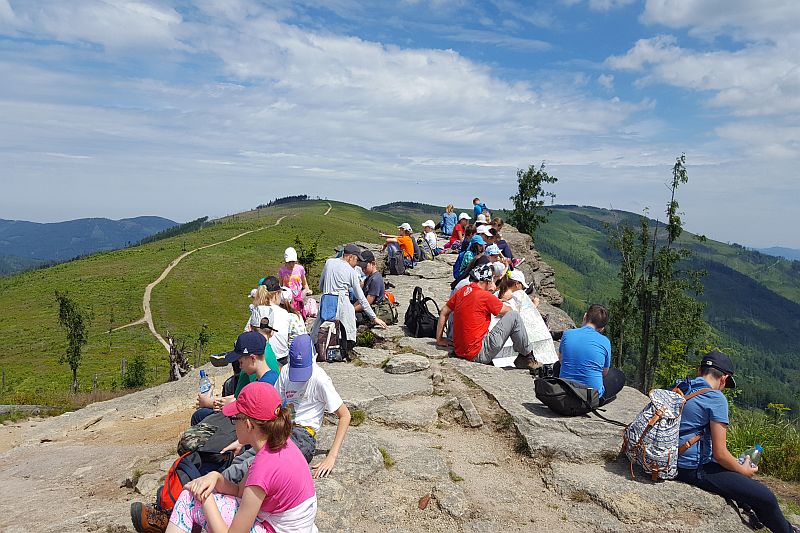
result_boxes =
[319,293,339,322]
[411,235,423,262]
[417,236,435,261]
[315,320,346,362]
[387,243,406,275]
[621,385,712,481]
[372,298,398,325]
[534,376,600,416]
[453,250,467,279]
[404,286,440,338]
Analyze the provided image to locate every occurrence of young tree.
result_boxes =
[607,154,710,392]
[56,291,91,393]
[509,162,558,240]
[196,323,210,368]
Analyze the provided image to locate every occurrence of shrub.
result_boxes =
[727,404,800,482]
[122,354,148,389]
[356,330,375,348]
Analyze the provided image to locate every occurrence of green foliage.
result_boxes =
[122,353,147,389]
[136,217,208,246]
[356,330,376,348]
[55,291,91,393]
[350,409,366,427]
[727,406,800,482]
[508,162,557,241]
[293,233,322,269]
[607,154,711,392]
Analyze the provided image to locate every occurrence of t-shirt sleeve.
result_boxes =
[244,451,272,494]
[317,373,344,413]
[708,392,730,425]
[602,336,611,368]
[447,290,458,310]
[264,344,280,373]
[484,292,504,316]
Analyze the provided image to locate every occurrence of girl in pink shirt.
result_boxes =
[167,382,317,533]
[278,247,310,319]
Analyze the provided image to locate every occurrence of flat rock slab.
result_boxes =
[395,446,450,482]
[322,363,433,410]
[351,346,392,366]
[385,354,431,374]
[397,336,450,359]
[314,429,385,484]
[372,324,407,341]
[406,260,453,280]
[450,359,649,462]
[548,460,750,532]
[368,396,447,428]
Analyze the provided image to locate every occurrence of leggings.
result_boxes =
[677,463,792,533]
[169,490,268,533]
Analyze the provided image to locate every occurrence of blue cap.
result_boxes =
[209,331,266,366]
[470,235,486,246]
[289,333,314,383]
[485,244,501,255]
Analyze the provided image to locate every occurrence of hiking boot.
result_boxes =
[513,354,541,371]
[130,502,169,533]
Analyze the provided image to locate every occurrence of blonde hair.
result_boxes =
[252,285,270,306]
[446,204,454,214]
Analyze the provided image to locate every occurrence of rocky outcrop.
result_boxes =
[500,225,565,307]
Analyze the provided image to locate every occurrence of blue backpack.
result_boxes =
[453,250,467,279]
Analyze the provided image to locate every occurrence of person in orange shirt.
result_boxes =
[381,223,415,261]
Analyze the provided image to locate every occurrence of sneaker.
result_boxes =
[131,502,169,533]
[513,354,541,371]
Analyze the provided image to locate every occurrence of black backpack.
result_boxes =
[534,377,600,416]
[387,243,406,275]
[404,286,440,338]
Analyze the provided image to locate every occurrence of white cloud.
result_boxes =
[597,73,614,89]
[561,0,637,11]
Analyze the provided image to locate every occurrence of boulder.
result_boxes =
[538,301,575,332]
[385,354,431,374]
[314,429,385,483]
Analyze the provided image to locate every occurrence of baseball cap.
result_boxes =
[210,331,266,367]
[398,222,413,232]
[222,381,282,421]
[476,214,487,224]
[485,244,501,256]
[422,220,435,228]
[470,263,495,282]
[700,350,736,388]
[491,261,507,278]
[458,212,472,221]
[284,247,298,262]
[476,225,493,236]
[343,244,365,260]
[508,269,529,289]
[288,333,314,382]
[261,275,281,292]
[470,235,486,246]
[248,305,279,331]
[361,250,376,263]
[248,288,258,299]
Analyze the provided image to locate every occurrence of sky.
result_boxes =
[1,0,798,248]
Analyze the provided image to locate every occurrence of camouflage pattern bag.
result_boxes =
[177,422,216,455]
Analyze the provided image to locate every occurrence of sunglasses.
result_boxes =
[228,415,247,422]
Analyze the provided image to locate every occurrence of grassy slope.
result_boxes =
[0,200,398,403]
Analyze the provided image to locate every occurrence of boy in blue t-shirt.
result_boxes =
[555,304,625,405]
[676,351,796,533]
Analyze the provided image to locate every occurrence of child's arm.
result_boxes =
[313,403,350,478]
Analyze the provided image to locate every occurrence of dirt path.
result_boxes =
[323,201,332,215]
[112,216,288,350]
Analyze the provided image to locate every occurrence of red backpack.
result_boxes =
[158,452,197,512]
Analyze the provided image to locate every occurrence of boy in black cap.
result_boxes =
[676,350,798,533]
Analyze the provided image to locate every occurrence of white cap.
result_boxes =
[476,214,487,224]
[398,222,413,232]
[485,244,501,256]
[280,286,293,303]
[458,212,472,221]
[249,305,274,328]
[284,247,298,262]
[422,219,435,228]
[248,288,258,298]
[509,269,529,289]
[491,261,507,278]
[476,225,493,236]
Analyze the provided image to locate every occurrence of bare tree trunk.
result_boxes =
[168,335,191,382]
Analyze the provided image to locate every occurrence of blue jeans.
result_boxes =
[677,462,792,533]
[190,407,214,426]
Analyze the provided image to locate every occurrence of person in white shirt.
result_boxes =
[421,220,443,256]
[248,276,291,363]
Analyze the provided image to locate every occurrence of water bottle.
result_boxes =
[738,444,763,468]
[199,370,213,397]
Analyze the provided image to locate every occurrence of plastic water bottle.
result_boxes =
[199,370,213,397]
[738,444,763,468]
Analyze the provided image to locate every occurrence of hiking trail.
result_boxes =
[112,216,288,351]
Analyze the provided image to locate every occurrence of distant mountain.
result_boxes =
[756,246,800,262]
[0,216,178,272]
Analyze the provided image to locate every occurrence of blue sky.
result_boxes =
[1,0,799,248]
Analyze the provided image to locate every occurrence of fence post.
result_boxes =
[93,374,98,392]
[121,358,127,380]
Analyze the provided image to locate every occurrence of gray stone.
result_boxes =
[385,354,431,374]
[435,481,470,519]
[457,395,483,428]
[438,253,459,265]
[395,447,450,482]
[538,301,575,332]
[323,364,433,410]
[368,396,446,428]
[314,429,385,483]
[372,324,407,341]
[406,260,453,280]
[548,460,750,531]
[134,472,163,498]
[397,336,450,359]
[351,346,392,367]
[450,359,649,462]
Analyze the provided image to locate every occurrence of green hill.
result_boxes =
[0,200,398,405]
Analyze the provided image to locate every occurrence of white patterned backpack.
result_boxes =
[622,384,711,480]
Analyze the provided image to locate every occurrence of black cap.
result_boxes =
[342,244,364,261]
[261,275,280,292]
[700,350,736,388]
[361,250,376,263]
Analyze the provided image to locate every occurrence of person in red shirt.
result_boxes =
[436,264,538,369]
[445,213,471,251]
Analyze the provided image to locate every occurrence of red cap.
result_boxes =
[222,381,282,421]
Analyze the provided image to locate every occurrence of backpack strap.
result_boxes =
[675,386,714,455]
